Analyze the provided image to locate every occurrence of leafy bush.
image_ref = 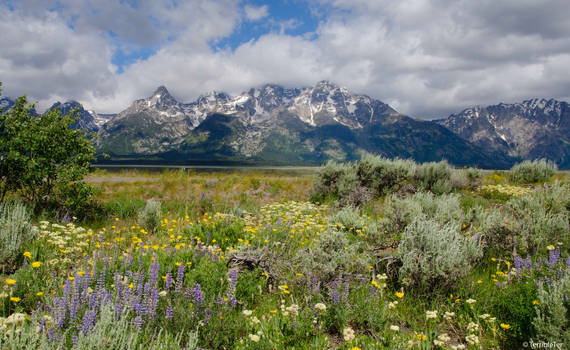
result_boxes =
[312,157,468,205]
[0,202,34,268]
[397,216,482,292]
[382,192,464,241]
[510,159,557,184]
[507,183,569,252]
[480,183,569,254]
[355,156,416,197]
[0,93,95,216]
[295,228,371,285]
[311,160,357,203]
[414,161,453,194]
[489,280,538,349]
[532,271,570,344]
[329,206,382,241]
[138,199,162,233]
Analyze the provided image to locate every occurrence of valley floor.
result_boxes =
[1,167,569,349]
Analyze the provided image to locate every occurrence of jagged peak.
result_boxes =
[314,80,339,90]
[152,85,170,97]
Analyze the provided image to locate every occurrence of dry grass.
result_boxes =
[86,168,315,218]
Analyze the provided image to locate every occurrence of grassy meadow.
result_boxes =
[1,158,569,349]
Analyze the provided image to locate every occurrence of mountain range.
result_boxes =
[1,81,568,169]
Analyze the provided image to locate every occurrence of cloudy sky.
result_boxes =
[1,0,569,118]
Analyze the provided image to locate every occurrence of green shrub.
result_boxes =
[397,216,482,292]
[0,94,95,211]
[295,228,371,285]
[355,156,416,197]
[510,159,557,184]
[328,206,382,241]
[489,280,538,349]
[414,161,453,194]
[311,160,357,203]
[312,157,470,205]
[507,183,569,252]
[532,271,570,344]
[382,192,465,241]
[138,199,162,233]
[480,183,569,254]
[0,202,34,268]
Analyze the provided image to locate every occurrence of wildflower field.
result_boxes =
[1,158,569,349]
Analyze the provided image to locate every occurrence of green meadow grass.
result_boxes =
[1,166,568,349]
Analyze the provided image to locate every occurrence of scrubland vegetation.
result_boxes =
[1,156,568,349]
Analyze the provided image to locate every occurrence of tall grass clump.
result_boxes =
[0,202,34,269]
[397,216,482,293]
[510,159,557,184]
[137,198,161,233]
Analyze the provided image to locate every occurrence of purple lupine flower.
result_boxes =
[312,277,320,293]
[69,293,79,322]
[229,270,238,289]
[525,255,532,268]
[165,304,174,319]
[115,299,124,320]
[88,290,99,310]
[82,271,91,303]
[216,294,225,304]
[132,315,143,331]
[148,288,159,318]
[81,309,97,335]
[149,261,160,287]
[332,289,339,305]
[205,309,212,324]
[165,268,173,291]
[192,283,204,304]
[548,248,560,268]
[97,268,106,292]
[47,328,59,344]
[566,257,570,267]
[175,264,184,294]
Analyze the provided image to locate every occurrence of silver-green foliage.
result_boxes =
[507,182,569,252]
[480,182,569,253]
[138,198,162,233]
[397,216,482,291]
[0,303,198,350]
[414,161,453,194]
[510,159,557,184]
[532,270,570,344]
[329,206,381,238]
[355,155,416,196]
[296,228,371,284]
[383,192,464,238]
[0,202,34,265]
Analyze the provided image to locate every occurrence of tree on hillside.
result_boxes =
[0,83,96,216]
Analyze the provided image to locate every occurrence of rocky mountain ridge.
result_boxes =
[435,98,569,168]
